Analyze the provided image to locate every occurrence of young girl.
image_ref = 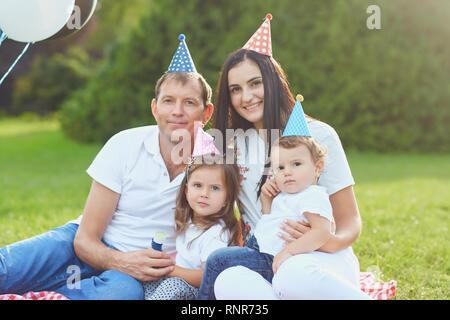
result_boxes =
[142,154,241,300]
[199,14,363,299]
[214,136,370,299]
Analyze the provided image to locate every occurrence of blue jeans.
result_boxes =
[197,235,274,300]
[0,223,143,300]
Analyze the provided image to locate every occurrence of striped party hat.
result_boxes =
[282,94,311,137]
[242,13,273,56]
[167,34,197,73]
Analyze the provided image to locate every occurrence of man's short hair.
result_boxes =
[155,72,212,107]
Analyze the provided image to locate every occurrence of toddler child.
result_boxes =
[214,136,371,299]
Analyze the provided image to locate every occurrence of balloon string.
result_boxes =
[0,32,7,45]
[0,42,32,86]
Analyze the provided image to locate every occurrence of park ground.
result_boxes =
[0,116,449,300]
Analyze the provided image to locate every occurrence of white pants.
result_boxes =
[214,247,371,300]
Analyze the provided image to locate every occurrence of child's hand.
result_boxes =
[260,179,279,214]
[272,248,293,274]
[261,179,280,199]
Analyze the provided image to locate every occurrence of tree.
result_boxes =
[59,0,450,151]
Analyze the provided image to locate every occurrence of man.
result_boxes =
[0,35,213,299]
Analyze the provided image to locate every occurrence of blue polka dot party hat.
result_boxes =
[282,94,312,137]
[167,34,197,73]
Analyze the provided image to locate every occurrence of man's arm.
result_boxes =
[73,180,174,281]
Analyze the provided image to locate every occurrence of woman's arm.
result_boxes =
[73,180,174,281]
[168,263,205,288]
[324,185,361,252]
[279,185,362,253]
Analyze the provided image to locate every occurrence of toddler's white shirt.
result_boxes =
[254,185,332,256]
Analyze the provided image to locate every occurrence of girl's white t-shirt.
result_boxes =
[236,119,355,234]
[254,185,332,256]
[175,222,230,269]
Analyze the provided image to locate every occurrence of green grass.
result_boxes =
[350,152,450,300]
[0,117,101,242]
[0,117,449,299]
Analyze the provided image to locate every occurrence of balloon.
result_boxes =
[47,0,97,41]
[0,0,75,43]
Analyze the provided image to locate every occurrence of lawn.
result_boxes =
[0,117,449,300]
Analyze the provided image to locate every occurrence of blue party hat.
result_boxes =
[282,95,311,137]
[167,34,197,73]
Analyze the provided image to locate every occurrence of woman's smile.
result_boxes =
[243,101,263,112]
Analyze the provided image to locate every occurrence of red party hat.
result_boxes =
[242,13,273,56]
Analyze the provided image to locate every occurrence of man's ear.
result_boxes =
[202,103,214,125]
[151,98,157,117]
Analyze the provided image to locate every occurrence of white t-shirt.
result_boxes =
[70,125,183,253]
[236,119,355,233]
[175,222,230,269]
[254,185,333,256]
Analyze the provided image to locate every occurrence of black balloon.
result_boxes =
[47,0,97,41]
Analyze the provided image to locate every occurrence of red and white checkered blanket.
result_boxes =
[0,291,68,300]
[359,272,397,300]
[0,272,396,300]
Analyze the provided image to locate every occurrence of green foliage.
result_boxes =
[58,0,450,151]
[11,47,94,116]
[83,0,155,52]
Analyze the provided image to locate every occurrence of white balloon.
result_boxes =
[0,0,75,43]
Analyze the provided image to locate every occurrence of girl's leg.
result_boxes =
[146,277,198,300]
[197,236,273,300]
[272,248,371,300]
[214,266,279,300]
[0,223,98,294]
[143,278,165,300]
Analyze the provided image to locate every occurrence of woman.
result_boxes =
[197,16,362,300]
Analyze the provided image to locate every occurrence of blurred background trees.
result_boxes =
[0,0,449,151]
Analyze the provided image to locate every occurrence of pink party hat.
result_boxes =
[242,13,273,56]
[192,125,220,157]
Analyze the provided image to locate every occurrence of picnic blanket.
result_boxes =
[359,272,397,300]
[0,291,68,300]
[0,272,397,300]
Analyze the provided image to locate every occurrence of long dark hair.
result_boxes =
[212,49,296,196]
